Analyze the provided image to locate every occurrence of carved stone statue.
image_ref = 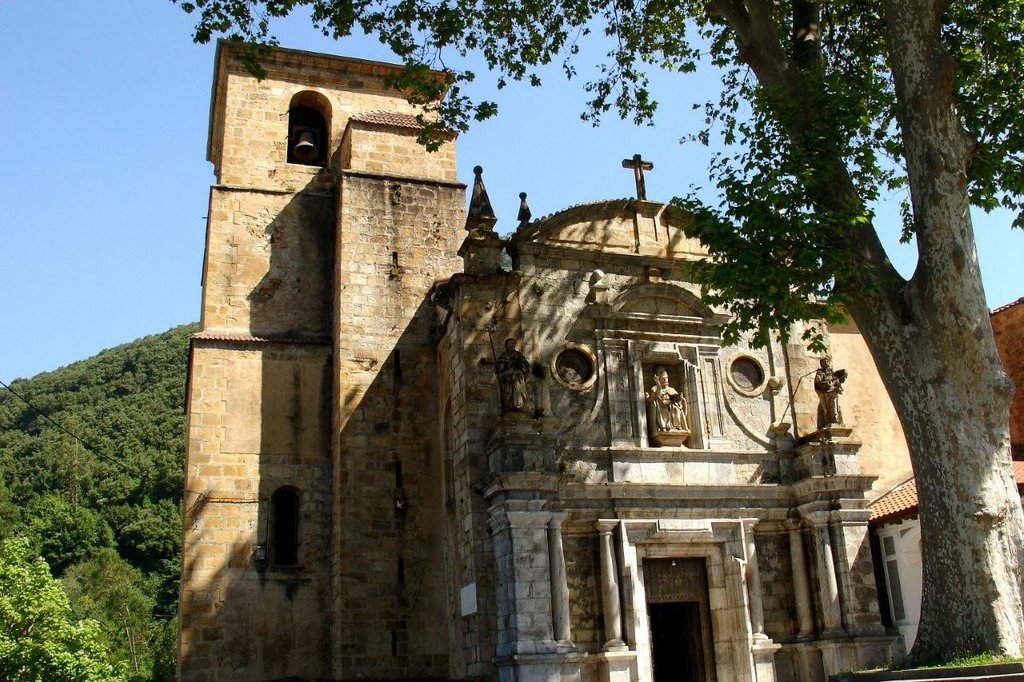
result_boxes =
[814,357,848,428]
[646,365,689,445]
[497,338,531,414]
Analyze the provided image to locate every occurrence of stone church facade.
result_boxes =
[178,43,912,682]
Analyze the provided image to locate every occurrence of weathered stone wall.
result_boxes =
[201,187,333,336]
[330,168,464,679]
[435,272,518,678]
[564,528,602,653]
[757,526,798,641]
[828,321,913,496]
[180,342,332,680]
[342,122,457,181]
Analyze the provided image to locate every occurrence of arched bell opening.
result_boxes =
[287,91,331,166]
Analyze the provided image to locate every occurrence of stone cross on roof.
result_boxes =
[621,153,654,201]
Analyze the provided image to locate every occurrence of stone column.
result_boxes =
[602,340,635,448]
[787,519,815,639]
[742,520,767,639]
[829,513,855,634]
[548,515,573,646]
[597,520,626,649]
[830,508,885,636]
[489,505,557,657]
[807,511,843,636]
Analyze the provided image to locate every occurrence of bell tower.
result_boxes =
[179,42,464,681]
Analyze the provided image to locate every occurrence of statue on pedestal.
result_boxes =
[497,338,531,414]
[646,365,689,445]
[814,357,848,429]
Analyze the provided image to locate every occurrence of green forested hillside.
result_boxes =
[0,323,195,680]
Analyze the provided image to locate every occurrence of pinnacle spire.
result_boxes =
[517,192,532,225]
[465,165,498,232]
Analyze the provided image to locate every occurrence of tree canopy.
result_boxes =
[174,0,1022,343]
[0,323,194,680]
[0,538,127,681]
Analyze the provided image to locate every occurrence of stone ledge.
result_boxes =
[831,662,1024,682]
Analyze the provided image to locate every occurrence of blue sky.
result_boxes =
[2,1,1021,382]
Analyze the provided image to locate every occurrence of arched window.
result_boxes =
[271,486,300,566]
[287,91,331,166]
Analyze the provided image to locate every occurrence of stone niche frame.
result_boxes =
[637,341,723,450]
[617,519,779,682]
[639,360,694,448]
[596,282,733,450]
[600,337,732,450]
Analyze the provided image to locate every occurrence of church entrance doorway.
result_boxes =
[649,601,709,681]
[643,558,716,682]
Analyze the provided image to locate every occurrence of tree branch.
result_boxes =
[791,0,822,68]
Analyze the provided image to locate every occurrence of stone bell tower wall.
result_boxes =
[329,163,464,678]
[201,43,435,337]
[181,42,466,681]
[207,43,429,189]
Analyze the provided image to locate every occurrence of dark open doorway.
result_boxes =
[649,601,708,682]
[644,558,716,682]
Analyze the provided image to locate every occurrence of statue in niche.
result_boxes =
[646,365,690,445]
[814,357,848,428]
[497,338,531,414]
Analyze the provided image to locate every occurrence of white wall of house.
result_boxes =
[876,519,923,650]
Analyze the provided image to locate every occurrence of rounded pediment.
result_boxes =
[613,283,714,320]
[513,200,708,258]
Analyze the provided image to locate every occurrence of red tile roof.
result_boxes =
[191,331,329,346]
[870,478,918,525]
[872,465,1024,526]
[349,110,424,130]
[992,296,1024,315]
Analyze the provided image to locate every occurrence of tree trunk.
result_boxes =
[715,0,1024,662]
[839,0,1024,662]
[844,237,1024,662]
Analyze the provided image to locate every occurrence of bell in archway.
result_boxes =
[291,129,319,163]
